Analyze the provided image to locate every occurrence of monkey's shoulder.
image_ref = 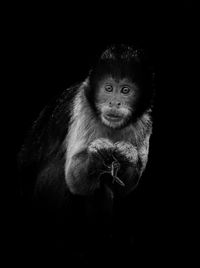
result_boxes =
[18,83,81,168]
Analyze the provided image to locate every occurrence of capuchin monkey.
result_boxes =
[65,77,151,198]
[64,46,153,198]
[18,45,154,258]
[19,44,154,204]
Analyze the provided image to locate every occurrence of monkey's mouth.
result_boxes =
[104,113,123,122]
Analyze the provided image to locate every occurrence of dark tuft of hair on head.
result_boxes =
[86,44,155,118]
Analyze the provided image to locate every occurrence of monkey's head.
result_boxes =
[86,44,154,128]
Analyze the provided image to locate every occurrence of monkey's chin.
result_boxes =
[102,114,125,129]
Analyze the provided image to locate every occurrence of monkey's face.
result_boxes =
[95,76,139,129]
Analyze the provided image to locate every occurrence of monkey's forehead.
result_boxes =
[97,76,137,86]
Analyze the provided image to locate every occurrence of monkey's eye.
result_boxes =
[121,87,130,94]
[105,85,113,92]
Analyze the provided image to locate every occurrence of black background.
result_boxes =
[4,1,197,266]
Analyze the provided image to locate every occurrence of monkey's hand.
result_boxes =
[88,138,114,163]
[88,138,114,154]
[114,141,138,164]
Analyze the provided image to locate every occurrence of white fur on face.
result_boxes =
[97,103,132,129]
[101,113,125,128]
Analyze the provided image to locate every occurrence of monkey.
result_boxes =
[64,46,153,197]
[18,44,154,259]
[64,79,151,198]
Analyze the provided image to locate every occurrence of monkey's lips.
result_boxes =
[104,112,123,122]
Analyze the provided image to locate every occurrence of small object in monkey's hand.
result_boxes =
[111,156,125,187]
[99,155,125,187]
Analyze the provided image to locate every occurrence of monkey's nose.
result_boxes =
[109,101,121,108]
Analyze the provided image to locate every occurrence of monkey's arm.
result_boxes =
[65,138,114,195]
[114,137,150,194]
